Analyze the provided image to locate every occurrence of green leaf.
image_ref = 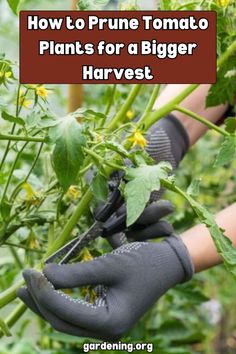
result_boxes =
[160,0,172,10]
[0,199,12,221]
[130,150,155,166]
[163,179,236,279]
[1,111,25,126]
[225,117,236,134]
[187,178,201,197]
[175,282,209,304]
[188,196,236,278]
[7,0,21,14]
[124,162,172,226]
[0,60,14,86]
[206,54,236,107]
[51,116,86,190]
[85,109,106,120]
[77,0,90,10]
[95,0,110,4]
[157,319,204,346]
[92,174,108,201]
[77,0,109,11]
[214,136,236,167]
[37,115,58,128]
[0,315,11,337]
[26,111,58,129]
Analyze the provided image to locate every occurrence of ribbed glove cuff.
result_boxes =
[164,235,195,282]
[146,113,190,169]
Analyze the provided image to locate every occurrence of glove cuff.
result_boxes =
[146,113,190,169]
[166,114,190,163]
[164,235,194,282]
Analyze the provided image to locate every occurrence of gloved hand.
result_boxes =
[96,114,189,248]
[17,235,194,341]
[103,199,175,248]
[145,113,189,169]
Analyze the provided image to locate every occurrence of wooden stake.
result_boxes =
[68,0,83,113]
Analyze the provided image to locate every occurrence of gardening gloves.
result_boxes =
[145,113,189,170]
[17,235,194,341]
[101,199,175,248]
[96,114,189,247]
[17,114,192,340]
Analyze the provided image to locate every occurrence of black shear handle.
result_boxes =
[94,187,123,222]
[102,212,126,237]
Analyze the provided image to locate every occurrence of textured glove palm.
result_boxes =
[18,236,194,341]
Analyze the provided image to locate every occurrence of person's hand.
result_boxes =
[17,236,194,341]
[102,199,175,248]
[94,166,175,247]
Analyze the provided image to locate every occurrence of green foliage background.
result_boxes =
[0,0,236,353]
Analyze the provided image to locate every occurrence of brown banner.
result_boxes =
[20,11,216,84]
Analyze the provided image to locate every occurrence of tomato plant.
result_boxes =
[0,0,236,353]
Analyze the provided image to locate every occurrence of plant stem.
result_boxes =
[133,40,235,145]
[161,179,190,205]
[177,1,198,10]
[6,303,27,328]
[83,147,103,164]
[1,134,44,204]
[0,303,27,338]
[1,141,28,206]
[26,142,44,180]
[0,279,24,309]
[104,84,117,116]
[138,84,199,131]
[0,134,46,143]
[217,40,236,68]
[99,84,117,129]
[105,161,125,171]
[10,142,44,203]
[45,187,93,257]
[4,241,44,253]
[141,84,161,118]
[9,246,23,269]
[0,84,21,171]
[77,162,93,177]
[18,88,29,117]
[107,84,142,132]
[84,148,125,171]
[175,105,230,137]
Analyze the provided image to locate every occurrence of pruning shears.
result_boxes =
[45,180,126,265]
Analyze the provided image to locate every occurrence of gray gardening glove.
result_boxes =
[104,199,174,248]
[146,113,189,199]
[146,113,189,169]
[17,235,194,341]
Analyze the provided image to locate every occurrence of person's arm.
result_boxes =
[154,84,229,146]
[182,203,236,272]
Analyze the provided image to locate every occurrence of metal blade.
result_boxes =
[45,221,103,265]
[45,235,83,264]
[59,221,103,264]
